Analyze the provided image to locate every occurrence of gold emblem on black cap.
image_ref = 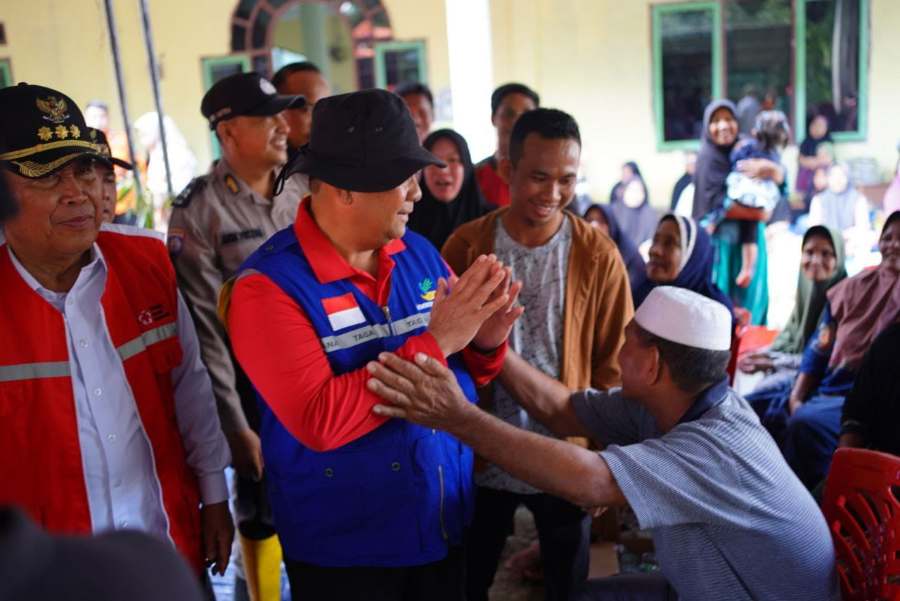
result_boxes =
[37,126,53,141]
[36,96,70,124]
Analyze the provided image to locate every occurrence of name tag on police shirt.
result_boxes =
[322,293,367,331]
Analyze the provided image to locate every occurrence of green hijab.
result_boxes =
[771,226,847,353]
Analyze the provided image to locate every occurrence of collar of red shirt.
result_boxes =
[293,197,406,285]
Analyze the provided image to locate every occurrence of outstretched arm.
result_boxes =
[498,350,591,438]
[368,352,626,509]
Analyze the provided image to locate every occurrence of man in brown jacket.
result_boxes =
[442,108,633,601]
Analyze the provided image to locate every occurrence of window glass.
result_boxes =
[805,0,861,133]
[725,0,793,135]
[659,7,716,142]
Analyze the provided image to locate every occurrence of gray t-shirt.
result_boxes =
[571,383,839,601]
[475,218,572,494]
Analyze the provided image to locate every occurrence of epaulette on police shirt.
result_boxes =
[172,176,209,209]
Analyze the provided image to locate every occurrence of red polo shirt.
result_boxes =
[228,199,505,452]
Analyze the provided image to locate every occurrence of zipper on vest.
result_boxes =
[383,306,395,336]
[437,464,448,540]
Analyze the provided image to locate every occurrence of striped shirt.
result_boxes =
[572,381,839,601]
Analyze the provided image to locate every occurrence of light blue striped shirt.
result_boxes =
[573,382,840,601]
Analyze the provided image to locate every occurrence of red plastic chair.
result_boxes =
[822,448,900,601]
[727,324,780,384]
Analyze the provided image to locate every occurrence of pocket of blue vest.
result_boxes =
[268,437,423,564]
[410,433,473,550]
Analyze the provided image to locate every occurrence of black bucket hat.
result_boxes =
[201,72,306,129]
[0,83,106,179]
[88,127,134,170]
[279,88,445,193]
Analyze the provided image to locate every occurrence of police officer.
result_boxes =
[167,72,306,601]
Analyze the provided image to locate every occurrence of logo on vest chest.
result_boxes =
[137,304,171,326]
[417,277,436,310]
[321,292,366,331]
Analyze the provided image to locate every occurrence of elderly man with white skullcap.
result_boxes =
[367,287,840,601]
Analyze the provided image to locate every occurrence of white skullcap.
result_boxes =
[634,286,732,351]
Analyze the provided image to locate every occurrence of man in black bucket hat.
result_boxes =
[222,88,523,600]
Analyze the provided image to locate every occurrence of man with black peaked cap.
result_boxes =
[167,71,307,601]
[0,83,233,577]
[87,127,135,223]
[221,88,524,600]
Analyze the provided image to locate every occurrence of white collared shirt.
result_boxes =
[7,241,229,538]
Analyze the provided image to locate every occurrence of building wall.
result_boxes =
[489,0,900,207]
[1,0,896,204]
[0,0,450,179]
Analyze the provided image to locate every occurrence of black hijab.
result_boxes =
[799,115,833,157]
[692,99,738,221]
[408,129,489,250]
[609,172,658,247]
[609,161,643,204]
[584,204,648,301]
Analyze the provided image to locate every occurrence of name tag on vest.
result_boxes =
[322,293,366,331]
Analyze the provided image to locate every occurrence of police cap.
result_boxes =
[201,72,306,129]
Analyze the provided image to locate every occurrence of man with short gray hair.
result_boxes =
[368,286,840,601]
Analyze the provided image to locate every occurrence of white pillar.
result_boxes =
[444,0,494,161]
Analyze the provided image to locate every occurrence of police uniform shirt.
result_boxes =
[167,159,304,434]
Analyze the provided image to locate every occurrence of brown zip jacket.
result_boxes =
[441,208,633,392]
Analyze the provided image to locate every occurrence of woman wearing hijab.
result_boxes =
[807,163,869,232]
[408,128,489,250]
[837,322,900,457]
[751,212,900,488]
[740,226,846,389]
[692,99,783,325]
[609,168,658,248]
[608,161,641,203]
[633,214,734,318]
[796,114,833,195]
[583,204,647,301]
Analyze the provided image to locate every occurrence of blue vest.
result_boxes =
[240,227,476,567]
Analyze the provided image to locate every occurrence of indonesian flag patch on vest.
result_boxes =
[322,292,367,331]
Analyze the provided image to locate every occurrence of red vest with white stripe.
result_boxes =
[0,227,203,571]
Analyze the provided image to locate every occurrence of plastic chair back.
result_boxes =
[822,448,900,601]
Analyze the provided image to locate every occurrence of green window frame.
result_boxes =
[651,2,723,152]
[200,54,252,159]
[374,40,428,90]
[795,0,869,143]
[651,0,869,150]
[0,59,13,88]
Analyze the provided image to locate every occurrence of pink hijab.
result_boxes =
[825,212,900,370]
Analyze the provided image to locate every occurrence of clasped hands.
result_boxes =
[426,254,524,357]
[367,254,523,428]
